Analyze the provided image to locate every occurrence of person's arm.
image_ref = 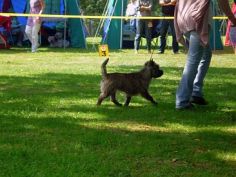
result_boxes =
[159,0,176,6]
[39,0,45,14]
[140,1,152,11]
[35,0,45,22]
[140,5,152,11]
[218,0,236,26]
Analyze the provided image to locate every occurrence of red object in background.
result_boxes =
[225,3,236,46]
[0,15,11,49]
[0,15,11,31]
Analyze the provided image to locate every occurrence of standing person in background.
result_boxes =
[158,0,179,54]
[230,18,236,54]
[125,0,139,32]
[225,0,236,54]
[134,0,153,54]
[174,0,236,110]
[25,0,45,53]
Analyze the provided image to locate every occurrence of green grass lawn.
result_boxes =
[0,42,236,177]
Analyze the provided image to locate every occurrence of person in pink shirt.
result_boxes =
[174,0,236,110]
[225,0,236,54]
[25,0,45,53]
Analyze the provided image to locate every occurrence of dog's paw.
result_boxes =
[116,103,122,107]
[152,101,158,106]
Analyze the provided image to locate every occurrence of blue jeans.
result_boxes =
[134,19,152,51]
[176,31,212,109]
[159,19,179,53]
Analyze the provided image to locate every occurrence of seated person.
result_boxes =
[48,32,69,48]
[11,17,25,47]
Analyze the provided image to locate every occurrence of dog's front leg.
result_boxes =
[141,91,158,105]
[124,95,132,106]
[110,93,122,106]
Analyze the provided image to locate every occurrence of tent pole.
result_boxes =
[64,0,67,49]
[120,0,123,49]
[213,1,216,51]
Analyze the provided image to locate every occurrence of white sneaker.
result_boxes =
[31,43,40,52]
[36,43,40,48]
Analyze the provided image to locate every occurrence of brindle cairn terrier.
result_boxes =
[97,58,163,106]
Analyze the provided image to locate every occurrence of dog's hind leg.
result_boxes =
[124,95,132,106]
[97,93,109,106]
[110,92,122,106]
[141,90,158,105]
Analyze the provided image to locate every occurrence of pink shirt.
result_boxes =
[174,0,210,46]
[27,0,43,26]
[225,3,236,46]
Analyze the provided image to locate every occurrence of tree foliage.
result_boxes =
[80,0,107,15]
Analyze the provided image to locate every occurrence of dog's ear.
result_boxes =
[149,59,155,66]
[145,58,156,66]
[145,61,150,66]
[145,61,153,67]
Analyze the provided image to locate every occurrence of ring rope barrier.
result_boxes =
[0,13,228,20]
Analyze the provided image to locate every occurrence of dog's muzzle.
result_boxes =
[153,70,163,78]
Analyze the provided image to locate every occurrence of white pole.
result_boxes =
[64,0,67,49]
[213,0,216,51]
[120,0,124,49]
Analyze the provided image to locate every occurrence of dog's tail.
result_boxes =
[101,58,109,78]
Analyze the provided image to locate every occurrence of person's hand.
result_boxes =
[36,16,41,23]
[164,0,171,3]
[139,6,144,12]
[231,17,236,27]
[33,16,40,23]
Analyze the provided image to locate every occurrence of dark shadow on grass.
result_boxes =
[0,113,236,176]
[0,66,235,126]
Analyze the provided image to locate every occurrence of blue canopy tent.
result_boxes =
[11,0,27,26]
[0,0,86,48]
